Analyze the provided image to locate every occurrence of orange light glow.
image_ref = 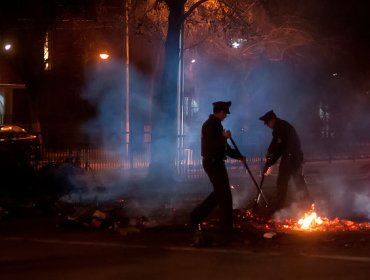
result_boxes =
[297,204,323,230]
[99,53,110,60]
[275,203,370,232]
[4,44,12,51]
[234,206,370,233]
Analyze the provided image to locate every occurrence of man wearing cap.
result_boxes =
[259,110,312,213]
[190,101,245,234]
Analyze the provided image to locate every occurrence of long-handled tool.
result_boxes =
[255,172,265,206]
[229,137,269,207]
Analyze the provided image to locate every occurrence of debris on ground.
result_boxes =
[55,199,161,236]
[263,231,277,239]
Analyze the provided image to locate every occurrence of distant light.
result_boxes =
[99,53,110,60]
[4,44,12,51]
[232,42,240,48]
[332,72,338,77]
[230,38,247,49]
[191,59,196,63]
[1,126,13,131]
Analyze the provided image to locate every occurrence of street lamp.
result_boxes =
[99,52,110,60]
[4,43,12,51]
[230,38,247,49]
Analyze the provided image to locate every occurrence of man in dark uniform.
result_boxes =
[190,101,245,233]
[259,110,312,213]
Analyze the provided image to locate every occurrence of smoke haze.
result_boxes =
[69,48,370,222]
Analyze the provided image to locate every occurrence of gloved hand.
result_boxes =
[223,129,232,139]
[240,155,246,164]
[263,163,270,175]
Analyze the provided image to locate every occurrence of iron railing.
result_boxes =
[29,141,370,180]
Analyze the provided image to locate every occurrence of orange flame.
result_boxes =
[234,205,370,233]
[297,204,323,230]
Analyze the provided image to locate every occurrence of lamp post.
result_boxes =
[177,25,185,155]
[124,0,130,155]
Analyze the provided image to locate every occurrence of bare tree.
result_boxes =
[138,0,319,181]
[134,0,319,182]
[145,0,209,181]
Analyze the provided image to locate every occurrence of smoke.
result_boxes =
[63,58,199,220]
[189,53,370,162]
[54,40,369,223]
[81,59,150,152]
[188,57,322,158]
[272,160,370,221]
[319,168,370,221]
[55,60,147,201]
[354,193,370,220]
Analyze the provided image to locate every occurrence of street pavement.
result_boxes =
[1,210,370,280]
[0,214,370,280]
[1,158,370,280]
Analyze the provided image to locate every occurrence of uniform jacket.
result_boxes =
[266,118,303,169]
[201,114,241,161]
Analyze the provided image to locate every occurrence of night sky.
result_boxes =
[1,0,369,144]
[1,0,370,41]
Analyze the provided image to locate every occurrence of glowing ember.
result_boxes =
[275,203,370,232]
[297,204,323,230]
[233,206,370,233]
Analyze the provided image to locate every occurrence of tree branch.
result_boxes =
[183,0,209,22]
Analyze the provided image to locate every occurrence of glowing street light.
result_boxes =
[99,52,110,60]
[4,43,12,51]
[230,38,247,49]
[232,41,240,48]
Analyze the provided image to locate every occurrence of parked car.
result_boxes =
[0,125,40,162]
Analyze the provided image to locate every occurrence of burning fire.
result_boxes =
[233,204,370,233]
[276,203,370,232]
[297,204,323,230]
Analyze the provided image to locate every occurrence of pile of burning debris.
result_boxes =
[55,197,370,237]
[231,204,370,234]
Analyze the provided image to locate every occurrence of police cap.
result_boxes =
[212,101,232,114]
[259,110,277,123]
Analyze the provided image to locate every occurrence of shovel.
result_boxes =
[255,172,265,206]
[229,137,269,207]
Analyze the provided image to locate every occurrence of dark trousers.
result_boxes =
[190,159,233,231]
[275,163,312,211]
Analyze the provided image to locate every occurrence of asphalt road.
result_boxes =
[1,236,370,280]
[1,217,370,280]
[1,158,369,280]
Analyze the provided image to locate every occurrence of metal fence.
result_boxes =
[31,146,263,180]
[29,141,370,180]
[35,147,150,170]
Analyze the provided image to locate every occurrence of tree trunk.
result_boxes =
[148,0,185,183]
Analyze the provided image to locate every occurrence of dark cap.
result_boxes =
[212,101,232,114]
[259,110,277,123]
